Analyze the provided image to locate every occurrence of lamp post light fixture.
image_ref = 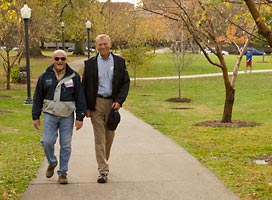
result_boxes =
[20,4,32,104]
[61,21,65,50]
[85,20,92,58]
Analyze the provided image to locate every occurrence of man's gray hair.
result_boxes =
[95,34,111,43]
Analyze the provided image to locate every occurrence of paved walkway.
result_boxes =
[21,109,239,200]
[20,59,241,200]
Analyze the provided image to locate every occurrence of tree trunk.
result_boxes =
[30,45,43,57]
[133,65,137,87]
[221,85,235,123]
[73,40,85,55]
[6,67,11,90]
[153,38,156,54]
[178,70,181,99]
[245,0,272,48]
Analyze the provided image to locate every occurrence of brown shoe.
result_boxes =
[46,163,57,178]
[58,174,68,184]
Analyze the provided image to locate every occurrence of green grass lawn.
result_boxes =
[0,85,44,200]
[124,73,272,200]
[0,51,271,199]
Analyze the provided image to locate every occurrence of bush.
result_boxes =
[11,66,27,84]
[11,67,20,83]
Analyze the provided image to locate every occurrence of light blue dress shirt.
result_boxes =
[97,53,114,97]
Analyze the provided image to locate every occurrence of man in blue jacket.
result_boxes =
[82,34,130,183]
[32,50,86,184]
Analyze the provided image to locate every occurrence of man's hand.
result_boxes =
[112,102,121,110]
[86,109,91,118]
[33,119,40,130]
[75,120,83,130]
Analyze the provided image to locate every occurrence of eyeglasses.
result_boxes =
[54,57,66,61]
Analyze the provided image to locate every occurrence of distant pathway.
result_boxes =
[68,58,272,80]
[135,69,272,80]
[68,58,86,72]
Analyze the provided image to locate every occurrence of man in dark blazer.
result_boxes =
[82,34,130,183]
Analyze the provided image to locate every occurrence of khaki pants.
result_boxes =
[91,97,115,174]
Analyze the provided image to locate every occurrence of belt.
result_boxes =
[97,94,112,99]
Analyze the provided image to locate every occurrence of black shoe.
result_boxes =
[46,163,57,178]
[97,173,108,183]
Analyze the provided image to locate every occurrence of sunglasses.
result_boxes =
[54,57,66,61]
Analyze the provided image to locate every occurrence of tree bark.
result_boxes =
[30,44,43,57]
[6,68,11,90]
[244,0,272,48]
[73,40,85,55]
[221,85,235,123]
[133,64,137,87]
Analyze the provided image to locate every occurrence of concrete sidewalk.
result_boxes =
[21,109,239,200]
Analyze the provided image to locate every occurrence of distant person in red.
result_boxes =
[245,49,253,73]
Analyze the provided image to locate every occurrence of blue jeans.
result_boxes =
[41,113,74,176]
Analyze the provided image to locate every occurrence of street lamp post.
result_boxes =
[85,20,92,58]
[61,22,65,50]
[20,4,32,104]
